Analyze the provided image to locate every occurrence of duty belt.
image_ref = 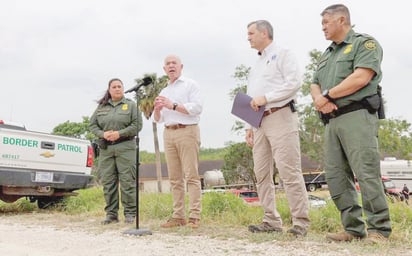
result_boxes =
[320,101,367,125]
[105,136,134,145]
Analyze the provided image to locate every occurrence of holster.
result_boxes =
[361,89,385,119]
[288,100,296,112]
[319,112,330,125]
[97,138,107,150]
[361,94,380,114]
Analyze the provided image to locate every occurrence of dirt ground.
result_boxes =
[1,211,412,256]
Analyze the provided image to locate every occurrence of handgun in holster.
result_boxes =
[97,138,108,150]
[288,100,296,112]
[361,85,385,119]
[319,112,330,125]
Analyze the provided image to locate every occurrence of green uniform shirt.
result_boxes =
[89,97,142,139]
[313,29,383,107]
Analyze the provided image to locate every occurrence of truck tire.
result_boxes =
[307,183,317,192]
[37,196,64,209]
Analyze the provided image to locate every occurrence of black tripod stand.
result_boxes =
[123,78,152,236]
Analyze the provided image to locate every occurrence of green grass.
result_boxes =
[0,198,36,213]
[309,200,341,233]
[1,187,412,244]
[61,187,105,213]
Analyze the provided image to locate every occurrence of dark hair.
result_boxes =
[97,78,123,105]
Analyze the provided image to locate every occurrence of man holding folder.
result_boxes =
[245,20,309,237]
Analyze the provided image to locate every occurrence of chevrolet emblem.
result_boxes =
[40,151,55,158]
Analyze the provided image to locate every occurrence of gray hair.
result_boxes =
[247,20,273,40]
[164,54,182,65]
[321,4,351,25]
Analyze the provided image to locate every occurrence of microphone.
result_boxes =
[125,77,153,93]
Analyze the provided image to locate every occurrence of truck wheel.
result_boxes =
[307,184,317,192]
[37,196,64,209]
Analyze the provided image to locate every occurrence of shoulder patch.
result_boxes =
[364,40,376,50]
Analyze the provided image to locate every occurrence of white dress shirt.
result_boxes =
[156,76,203,126]
[247,42,302,109]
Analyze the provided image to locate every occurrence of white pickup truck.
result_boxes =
[0,120,94,208]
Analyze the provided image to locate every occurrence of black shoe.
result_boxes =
[101,215,119,225]
[125,215,135,224]
[248,222,283,233]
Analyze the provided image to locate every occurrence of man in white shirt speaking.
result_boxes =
[154,54,203,229]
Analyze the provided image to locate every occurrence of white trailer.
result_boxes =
[380,157,412,193]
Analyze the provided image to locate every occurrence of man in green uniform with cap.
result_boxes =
[90,78,142,224]
[310,4,392,244]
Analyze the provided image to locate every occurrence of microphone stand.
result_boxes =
[123,83,152,236]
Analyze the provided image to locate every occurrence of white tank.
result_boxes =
[203,170,225,188]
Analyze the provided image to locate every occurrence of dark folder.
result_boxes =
[231,92,264,128]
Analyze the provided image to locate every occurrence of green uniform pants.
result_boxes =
[324,109,391,238]
[99,140,136,218]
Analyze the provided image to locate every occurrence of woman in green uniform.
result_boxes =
[90,78,142,224]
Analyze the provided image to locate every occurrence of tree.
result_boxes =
[378,118,412,159]
[52,116,95,140]
[135,74,168,192]
[297,49,324,165]
[221,142,255,188]
[222,65,256,186]
[228,64,250,135]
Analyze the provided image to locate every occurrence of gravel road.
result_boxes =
[0,213,410,256]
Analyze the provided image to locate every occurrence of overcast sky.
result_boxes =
[1,0,411,152]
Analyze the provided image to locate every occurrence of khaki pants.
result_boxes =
[164,125,202,220]
[253,107,309,229]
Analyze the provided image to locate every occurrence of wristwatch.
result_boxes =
[322,89,335,103]
[172,103,178,111]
